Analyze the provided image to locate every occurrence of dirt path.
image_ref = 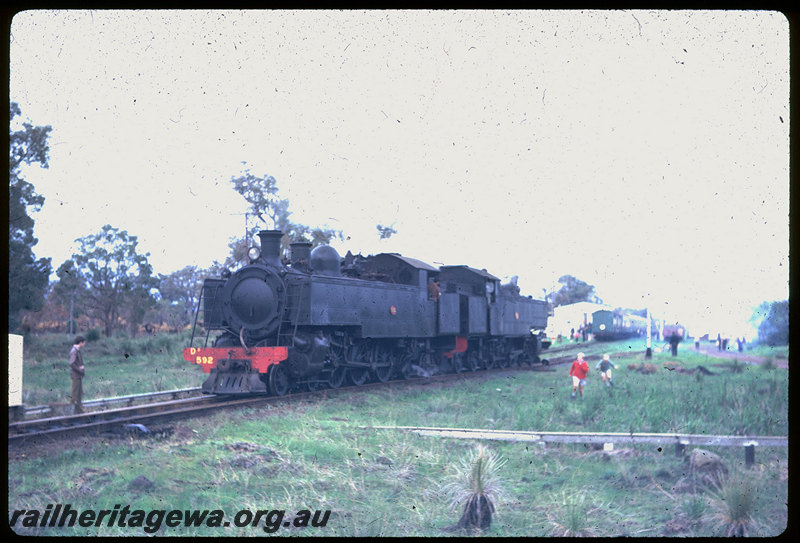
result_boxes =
[689,343,788,369]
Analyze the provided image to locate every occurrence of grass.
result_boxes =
[547,488,599,537]
[8,333,789,536]
[742,343,788,359]
[17,330,201,405]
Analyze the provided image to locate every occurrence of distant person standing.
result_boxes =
[717,333,722,351]
[669,332,680,356]
[595,354,617,387]
[569,352,589,399]
[69,336,86,414]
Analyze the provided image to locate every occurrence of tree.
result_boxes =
[51,260,89,334]
[226,169,343,269]
[549,275,598,307]
[377,223,397,240]
[68,225,157,337]
[157,266,205,327]
[755,300,788,346]
[8,102,53,331]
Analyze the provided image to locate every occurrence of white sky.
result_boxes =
[9,10,789,339]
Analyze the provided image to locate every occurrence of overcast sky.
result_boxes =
[9,10,789,339]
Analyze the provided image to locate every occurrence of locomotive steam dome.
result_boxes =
[309,245,341,276]
[220,265,285,335]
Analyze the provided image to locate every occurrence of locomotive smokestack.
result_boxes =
[258,230,283,268]
[290,240,312,265]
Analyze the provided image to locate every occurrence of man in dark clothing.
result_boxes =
[69,336,86,414]
[669,333,680,356]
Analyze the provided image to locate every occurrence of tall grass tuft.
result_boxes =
[441,444,507,532]
[707,469,761,536]
[548,489,596,537]
[681,495,707,525]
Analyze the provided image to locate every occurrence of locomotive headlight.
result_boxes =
[248,247,261,262]
[599,324,606,331]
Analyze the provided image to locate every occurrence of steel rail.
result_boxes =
[8,363,544,444]
[20,387,203,418]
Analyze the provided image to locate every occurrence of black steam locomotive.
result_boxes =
[185,230,549,395]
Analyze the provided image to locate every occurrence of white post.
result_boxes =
[646,307,652,358]
[8,334,23,408]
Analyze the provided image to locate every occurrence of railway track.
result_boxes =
[8,361,555,445]
[19,387,204,419]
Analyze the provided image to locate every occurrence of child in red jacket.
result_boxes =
[569,352,589,399]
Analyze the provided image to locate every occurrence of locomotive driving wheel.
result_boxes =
[268,364,290,396]
[327,367,346,389]
[345,343,370,386]
[347,367,369,386]
[401,359,416,380]
[452,353,465,373]
[372,346,394,383]
[467,351,481,372]
[484,352,497,370]
[497,351,511,368]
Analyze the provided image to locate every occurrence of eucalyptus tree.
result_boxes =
[157,265,205,326]
[51,260,88,335]
[8,102,52,331]
[67,225,157,337]
[226,170,342,269]
[549,275,599,307]
[377,223,397,240]
[755,300,789,346]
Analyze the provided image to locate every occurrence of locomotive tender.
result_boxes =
[184,230,549,395]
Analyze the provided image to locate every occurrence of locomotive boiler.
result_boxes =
[185,230,549,395]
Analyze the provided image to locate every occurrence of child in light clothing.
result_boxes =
[596,354,617,387]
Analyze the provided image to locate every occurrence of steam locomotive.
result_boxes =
[184,230,549,395]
